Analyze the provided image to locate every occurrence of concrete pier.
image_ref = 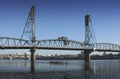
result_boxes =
[84,50,92,70]
[30,48,36,62]
[30,48,36,74]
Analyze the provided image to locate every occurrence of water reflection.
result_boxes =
[30,61,36,74]
[0,60,119,79]
[63,73,69,79]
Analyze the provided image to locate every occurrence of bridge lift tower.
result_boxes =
[21,6,36,64]
[84,14,96,70]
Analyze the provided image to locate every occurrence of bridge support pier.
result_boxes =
[30,48,36,62]
[30,48,36,74]
[84,50,92,70]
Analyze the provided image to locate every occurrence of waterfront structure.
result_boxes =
[0,6,120,71]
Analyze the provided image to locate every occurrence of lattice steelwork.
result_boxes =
[94,43,120,51]
[21,6,36,45]
[84,15,96,47]
[0,6,120,52]
[0,37,29,46]
[36,39,83,48]
[0,37,120,52]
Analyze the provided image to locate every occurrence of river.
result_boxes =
[0,60,120,79]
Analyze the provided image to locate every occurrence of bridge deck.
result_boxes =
[0,37,120,52]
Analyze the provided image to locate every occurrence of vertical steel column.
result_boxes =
[84,14,91,44]
[84,14,92,70]
[30,6,36,73]
[30,6,36,44]
[30,6,36,62]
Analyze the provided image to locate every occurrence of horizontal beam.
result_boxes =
[0,37,120,52]
[0,46,120,52]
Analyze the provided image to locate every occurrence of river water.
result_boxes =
[0,60,120,79]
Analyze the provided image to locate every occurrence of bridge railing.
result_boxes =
[94,43,120,51]
[0,37,29,46]
[0,37,120,51]
[36,39,83,48]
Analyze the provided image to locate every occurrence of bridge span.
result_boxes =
[0,37,120,52]
[0,6,119,71]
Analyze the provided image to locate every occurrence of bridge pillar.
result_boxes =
[84,50,92,70]
[30,47,36,74]
[30,47,36,62]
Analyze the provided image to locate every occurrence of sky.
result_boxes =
[0,0,120,55]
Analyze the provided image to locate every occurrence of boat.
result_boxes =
[49,61,65,64]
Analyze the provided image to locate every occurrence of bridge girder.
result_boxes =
[0,37,29,46]
[0,37,120,52]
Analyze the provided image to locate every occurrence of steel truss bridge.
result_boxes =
[0,6,119,71]
[0,37,120,52]
[0,6,120,54]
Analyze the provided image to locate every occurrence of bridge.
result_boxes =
[0,6,120,71]
[0,37,120,52]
